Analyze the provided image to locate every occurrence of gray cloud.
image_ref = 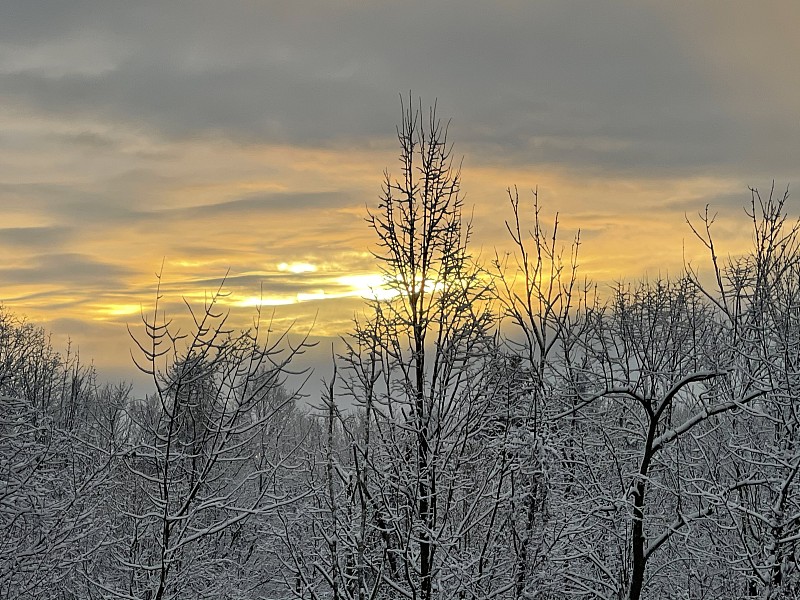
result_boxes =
[159,272,329,297]
[2,0,796,177]
[0,252,133,288]
[152,192,353,220]
[0,225,73,249]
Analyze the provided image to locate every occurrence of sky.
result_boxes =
[1,1,798,392]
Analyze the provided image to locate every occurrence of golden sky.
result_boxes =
[1,1,798,390]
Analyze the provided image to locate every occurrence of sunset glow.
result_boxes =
[278,262,318,274]
[0,1,797,385]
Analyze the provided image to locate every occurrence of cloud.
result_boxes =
[148,192,353,221]
[0,225,73,250]
[3,1,796,179]
[0,252,134,288]
[0,0,797,389]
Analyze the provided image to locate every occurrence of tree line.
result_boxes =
[2,99,799,599]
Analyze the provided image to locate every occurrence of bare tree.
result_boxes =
[492,187,586,598]
[0,310,112,599]
[292,96,497,600]
[685,184,800,598]
[94,274,312,599]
